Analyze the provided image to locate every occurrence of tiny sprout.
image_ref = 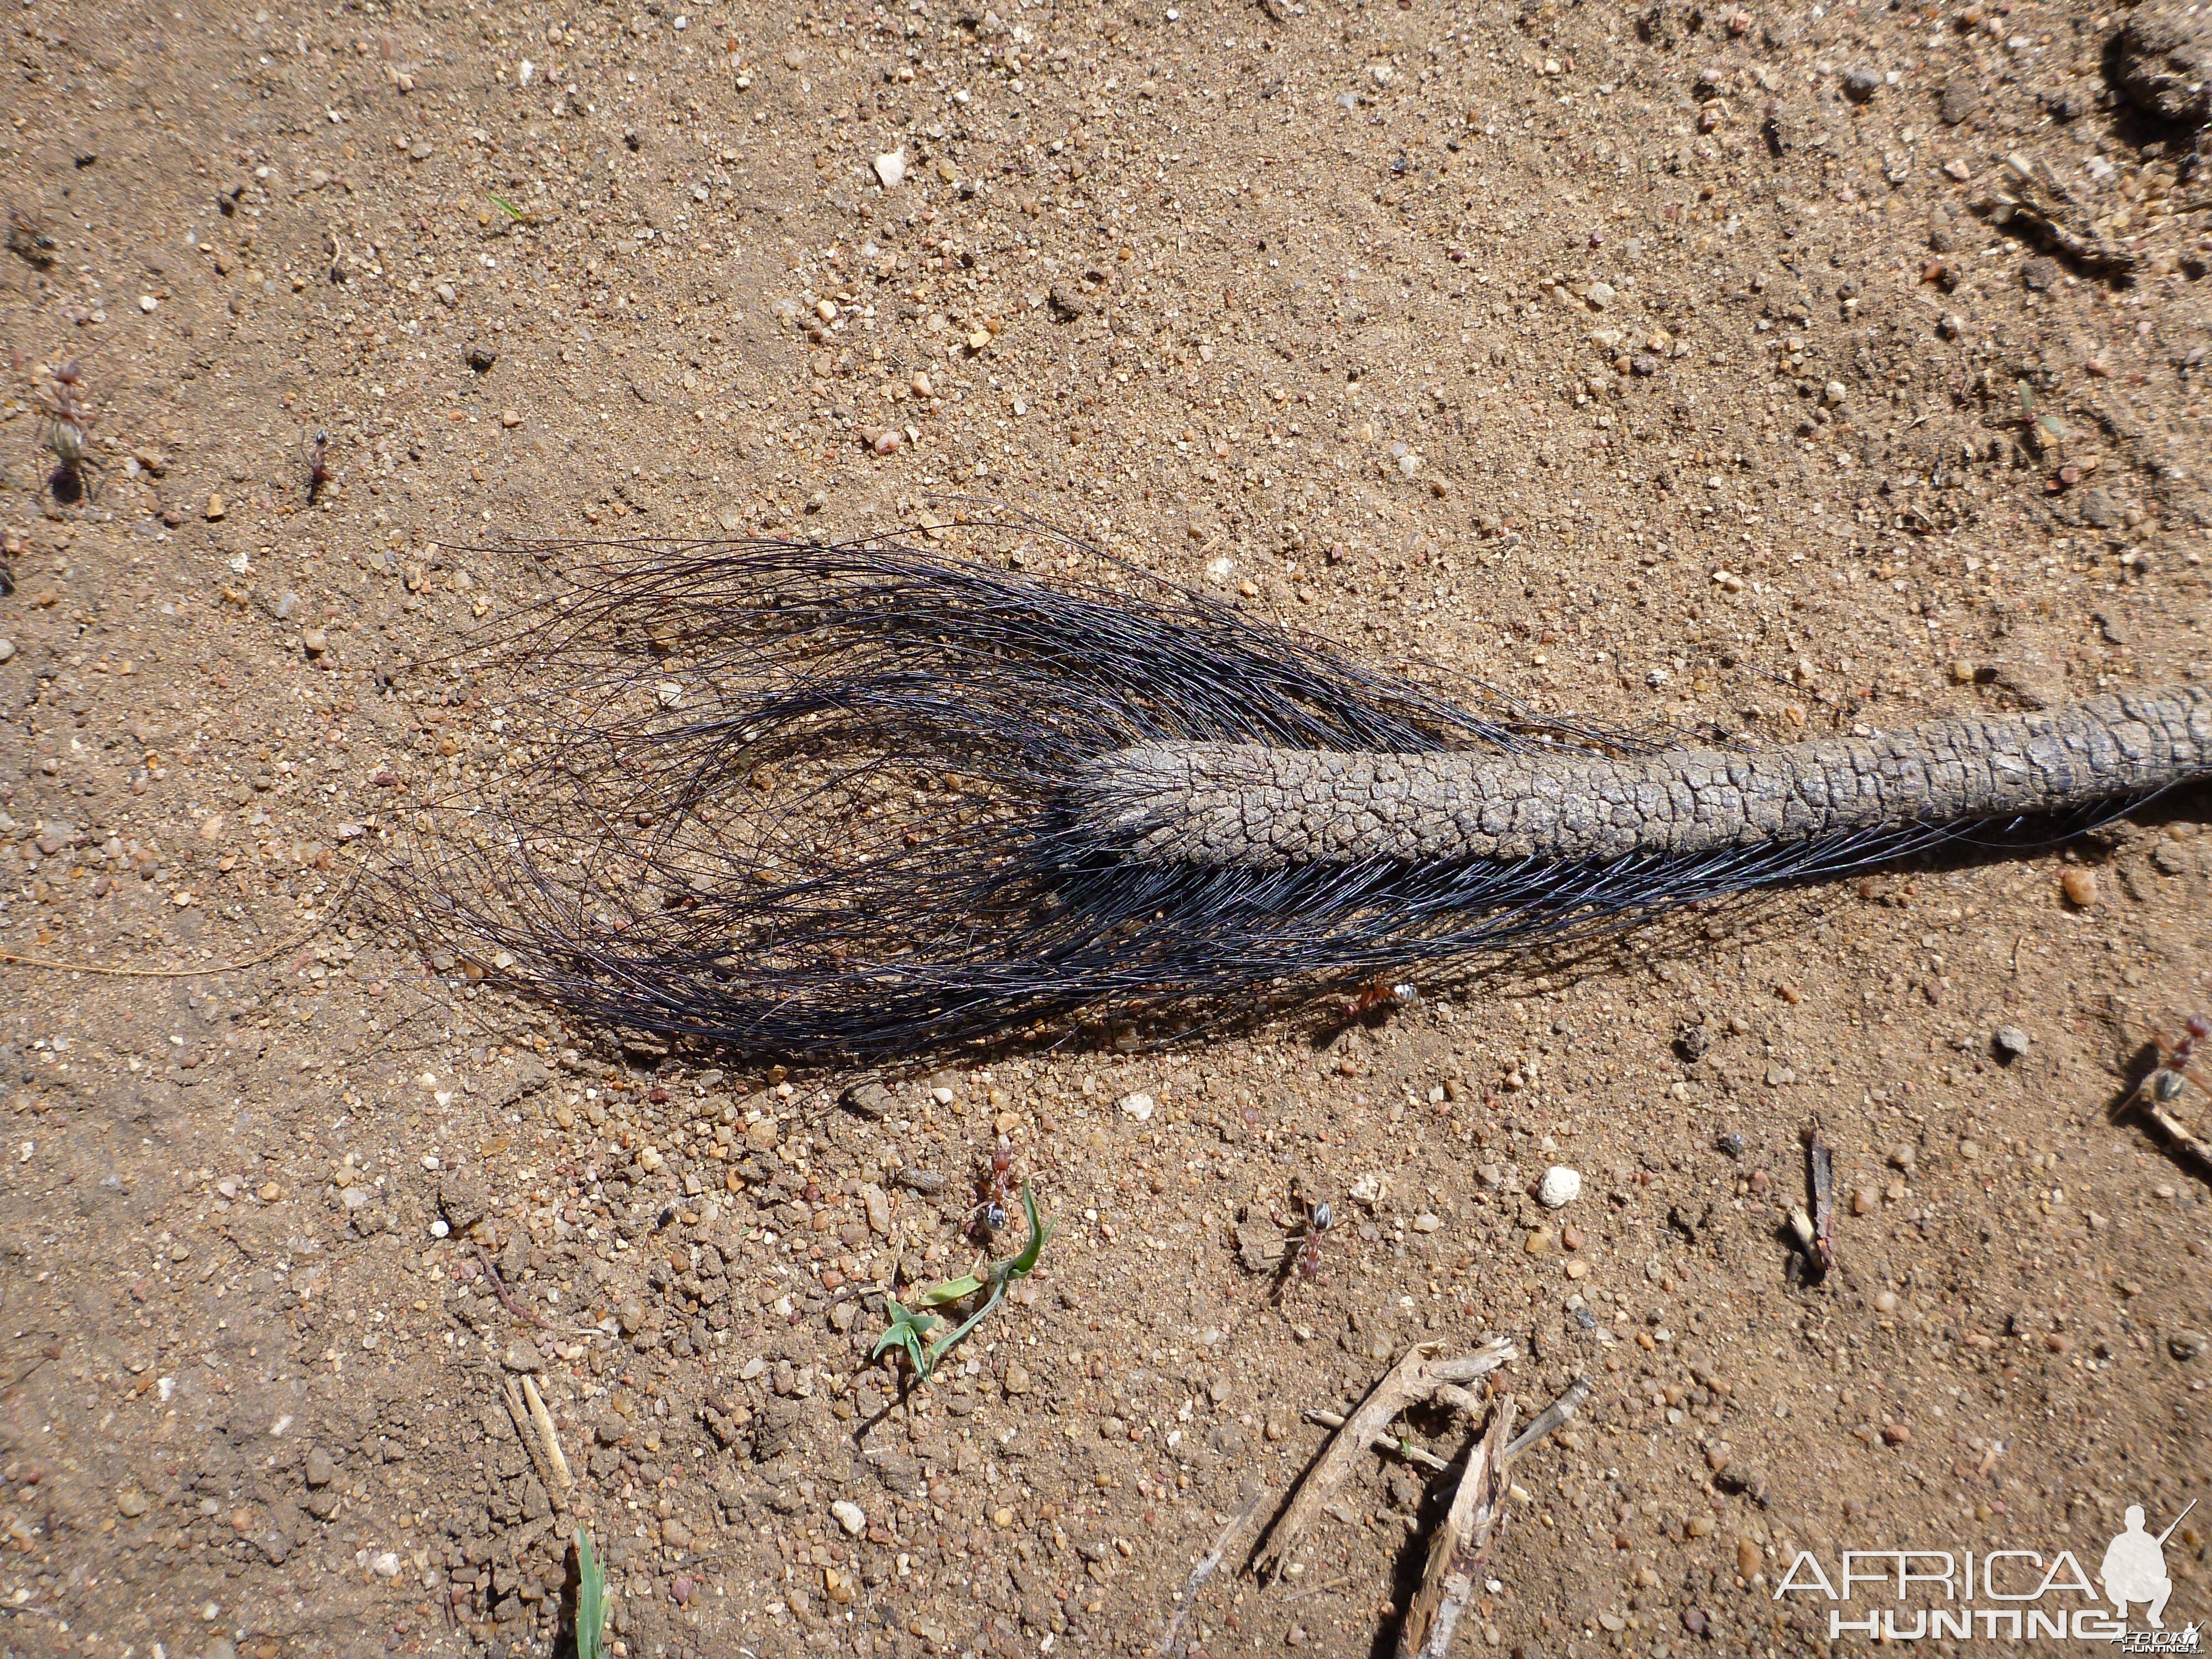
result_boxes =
[574,1528,608,1659]
[874,1183,1052,1381]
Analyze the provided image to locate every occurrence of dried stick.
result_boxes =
[1399,1394,1515,1659]
[1157,1483,1276,1656]
[2130,1094,2212,1179]
[1400,1375,1591,1659]
[1251,1338,1515,1583]
[519,1373,575,1493]
[501,1375,570,1514]
[1301,1407,1453,1473]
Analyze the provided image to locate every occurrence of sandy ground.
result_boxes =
[4,0,2212,1656]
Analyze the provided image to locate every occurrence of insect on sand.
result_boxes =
[967,1133,1015,1241]
[305,429,332,503]
[2113,1014,2212,1178]
[33,359,99,504]
[1343,978,1418,1022]
[1273,1179,1337,1291]
[7,208,54,265]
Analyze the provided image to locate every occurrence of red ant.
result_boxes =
[1272,1178,1336,1289]
[306,429,332,503]
[2136,1014,2212,1106]
[1343,979,1417,1021]
[2115,1014,2212,1179]
[967,1133,1015,1240]
[33,359,98,504]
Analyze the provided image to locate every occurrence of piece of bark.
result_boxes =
[1399,1395,1516,1659]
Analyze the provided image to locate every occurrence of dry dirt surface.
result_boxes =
[6,0,2212,1657]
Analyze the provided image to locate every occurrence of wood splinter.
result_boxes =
[1400,1375,1594,1659]
[1229,1336,1592,1659]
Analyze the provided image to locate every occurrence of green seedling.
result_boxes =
[574,1527,608,1659]
[872,1183,1052,1380]
[489,193,529,222]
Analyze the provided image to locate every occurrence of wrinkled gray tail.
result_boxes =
[389,535,2201,1060]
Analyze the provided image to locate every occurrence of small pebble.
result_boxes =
[0,639,14,663]
[1683,1608,1709,1636]
[466,343,498,372]
[301,628,328,657]
[116,1488,150,1517]
[2061,867,2099,907]
[874,149,907,189]
[1537,1166,1582,1209]
[1993,1026,2031,1060]
[2169,1329,2209,1361]
[205,492,226,520]
[1850,1187,1874,1217]
[1842,65,1880,101]
[1524,1227,1554,1255]
[831,1499,867,1536]
[1872,1290,1899,1313]
[1118,1092,1156,1121]
[1880,1423,1911,1446]
[500,408,523,427]
[1715,1130,1745,1159]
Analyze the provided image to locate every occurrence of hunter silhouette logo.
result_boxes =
[2103,1502,2193,1630]
[1773,1495,2201,1647]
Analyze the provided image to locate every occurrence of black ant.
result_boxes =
[967,1133,1015,1240]
[306,430,332,503]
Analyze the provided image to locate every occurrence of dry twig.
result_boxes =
[1302,1407,1453,1472]
[501,1375,570,1514]
[519,1374,574,1493]
[1252,1338,1514,1583]
[1400,1375,1592,1659]
[1156,1484,1276,1656]
[1788,1121,1837,1280]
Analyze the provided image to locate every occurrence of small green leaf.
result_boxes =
[914,1273,986,1308]
[872,1298,940,1376]
[576,1529,608,1659]
[489,192,526,221]
[925,1279,1006,1372]
[1004,1184,1054,1280]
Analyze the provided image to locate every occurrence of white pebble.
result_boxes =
[1537,1165,1583,1209]
[1118,1092,1155,1121]
[874,149,907,189]
[832,1500,867,1536]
